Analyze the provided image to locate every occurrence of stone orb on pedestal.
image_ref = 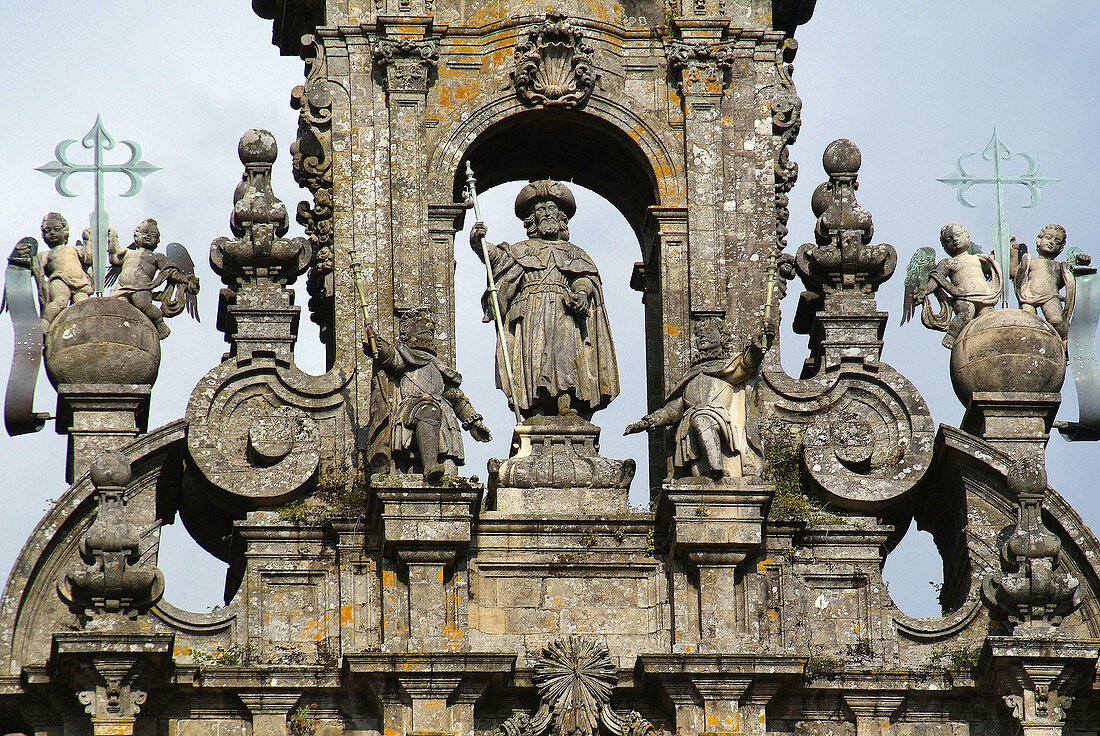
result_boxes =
[949,308,1065,404]
[44,297,161,388]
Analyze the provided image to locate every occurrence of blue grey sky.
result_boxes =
[1,2,1097,617]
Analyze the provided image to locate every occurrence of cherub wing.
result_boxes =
[901,247,936,325]
[165,242,200,321]
[104,260,122,288]
[967,241,982,255]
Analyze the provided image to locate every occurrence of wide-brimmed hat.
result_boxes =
[514,180,576,219]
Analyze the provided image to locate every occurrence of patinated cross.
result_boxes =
[937,128,1058,303]
[35,116,161,293]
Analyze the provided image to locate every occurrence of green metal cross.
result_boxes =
[35,116,161,294]
[937,129,1058,303]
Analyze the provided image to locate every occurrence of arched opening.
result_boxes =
[452,108,661,241]
[882,517,945,618]
[444,107,666,502]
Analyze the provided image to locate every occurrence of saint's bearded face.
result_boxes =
[533,200,564,239]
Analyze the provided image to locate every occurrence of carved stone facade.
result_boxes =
[4,2,1100,736]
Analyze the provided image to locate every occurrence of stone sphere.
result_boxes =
[90,450,132,488]
[822,138,861,176]
[810,182,831,218]
[45,298,161,388]
[238,128,278,165]
[949,308,1065,404]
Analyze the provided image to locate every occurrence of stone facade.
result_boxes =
[3,2,1100,736]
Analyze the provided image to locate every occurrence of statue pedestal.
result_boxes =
[56,383,151,484]
[488,416,635,514]
[962,391,1061,458]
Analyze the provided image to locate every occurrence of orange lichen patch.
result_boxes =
[765,609,778,621]
[99,724,134,736]
[757,558,778,573]
[340,605,354,625]
[173,646,192,657]
[665,323,680,336]
[384,729,399,736]
[443,622,464,641]
[468,1,507,27]
[383,570,396,587]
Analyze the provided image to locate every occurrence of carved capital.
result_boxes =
[984,640,1099,734]
[512,11,599,108]
[665,41,733,95]
[372,38,440,93]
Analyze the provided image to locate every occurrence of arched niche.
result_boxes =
[429,103,688,488]
[447,107,662,242]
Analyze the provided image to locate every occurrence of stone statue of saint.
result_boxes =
[366,307,492,483]
[625,318,773,481]
[470,180,618,420]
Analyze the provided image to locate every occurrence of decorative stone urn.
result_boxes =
[44,297,161,389]
[949,308,1065,404]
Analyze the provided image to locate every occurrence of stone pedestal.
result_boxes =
[218,282,301,365]
[368,476,482,651]
[657,480,771,649]
[489,416,635,513]
[56,383,150,483]
[961,391,1060,458]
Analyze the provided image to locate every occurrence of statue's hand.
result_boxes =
[470,420,492,443]
[624,417,652,435]
[564,289,591,317]
[470,222,488,248]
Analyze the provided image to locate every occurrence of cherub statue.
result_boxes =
[106,218,200,338]
[1012,224,1087,340]
[901,222,1001,348]
[366,307,492,483]
[37,213,94,330]
[625,318,774,482]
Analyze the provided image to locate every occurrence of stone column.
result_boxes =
[49,634,172,736]
[667,23,733,318]
[842,693,904,736]
[238,691,303,736]
[373,20,439,313]
[426,204,467,368]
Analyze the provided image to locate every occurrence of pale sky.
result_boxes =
[1,2,1097,617]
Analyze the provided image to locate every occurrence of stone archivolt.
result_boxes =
[5,3,1100,736]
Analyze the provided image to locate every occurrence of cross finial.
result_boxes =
[35,116,161,293]
[937,129,1059,303]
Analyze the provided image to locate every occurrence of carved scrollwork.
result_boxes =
[764,38,801,254]
[512,11,600,109]
[758,366,934,513]
[292,34,336,346]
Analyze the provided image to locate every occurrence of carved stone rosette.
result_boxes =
[292,34,335,348]
[496,636,658,736]
[372,38,440,93]
[512,11,599,108]
[982,460,1084,633]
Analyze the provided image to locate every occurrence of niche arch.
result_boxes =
[429,100,689,487]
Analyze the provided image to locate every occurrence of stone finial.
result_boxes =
[794,139,897,295]
[58,451,164,621]
[981,460,1083,634]
[210,129,311,287]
